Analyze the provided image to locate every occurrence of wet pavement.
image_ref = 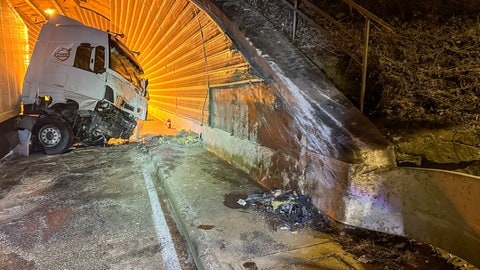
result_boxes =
[0,143,195,269]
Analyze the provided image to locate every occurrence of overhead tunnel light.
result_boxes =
[44,9,55,17]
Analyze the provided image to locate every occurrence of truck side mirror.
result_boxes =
[142,78,149,90]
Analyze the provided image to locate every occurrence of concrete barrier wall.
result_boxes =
[344,167,480,267]
[206,82,305,188]
[303,150,480,266]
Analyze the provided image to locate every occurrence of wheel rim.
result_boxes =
[39,126,62,147]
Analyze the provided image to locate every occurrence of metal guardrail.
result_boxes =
[279,0,394,112]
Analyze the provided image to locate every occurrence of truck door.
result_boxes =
[67,43,106,109]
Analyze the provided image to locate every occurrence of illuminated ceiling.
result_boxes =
[5,0,111,41]
[4,0,259,128]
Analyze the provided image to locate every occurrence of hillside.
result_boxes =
[246,0,480,174]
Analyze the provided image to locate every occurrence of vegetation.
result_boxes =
[247,0,480,125]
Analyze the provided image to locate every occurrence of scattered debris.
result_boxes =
[223,193,249,209]
[236,199,247,206]
[154,130,201,146]
[239,188,466,269]
[197,225,215,230]
[243,189,319,231]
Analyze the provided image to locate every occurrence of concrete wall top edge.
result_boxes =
[193,0,394,165]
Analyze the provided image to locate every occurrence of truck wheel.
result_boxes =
[32,117,74,154]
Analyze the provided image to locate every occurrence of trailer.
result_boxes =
[21,14,148,154]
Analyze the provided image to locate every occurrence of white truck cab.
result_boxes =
[21,14,148,154]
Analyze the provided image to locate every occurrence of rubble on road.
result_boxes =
[153,130,201,146]
[241,189,320,232]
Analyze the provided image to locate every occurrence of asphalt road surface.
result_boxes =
[0,143,195,270]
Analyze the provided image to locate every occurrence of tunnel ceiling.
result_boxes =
[5,0,260,129]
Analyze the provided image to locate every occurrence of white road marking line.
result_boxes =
[143,167,182,270]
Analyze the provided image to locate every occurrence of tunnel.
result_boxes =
[0,0,479,267]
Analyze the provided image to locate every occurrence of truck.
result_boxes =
[21,14,148,154]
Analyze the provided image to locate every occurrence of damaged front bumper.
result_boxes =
[75,100,137,145]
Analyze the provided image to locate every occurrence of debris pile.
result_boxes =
[239,189,319,231]
[154,130,202,146]
[238,189,464,269]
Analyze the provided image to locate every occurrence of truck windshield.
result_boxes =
[108,37,144,89]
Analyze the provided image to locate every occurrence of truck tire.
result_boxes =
[32,116,74,154]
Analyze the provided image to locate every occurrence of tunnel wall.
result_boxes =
[301,149,480,266]
[0,1,28,123]
[118,0,260,129]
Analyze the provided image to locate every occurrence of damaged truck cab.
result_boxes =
[21,14,148,154]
